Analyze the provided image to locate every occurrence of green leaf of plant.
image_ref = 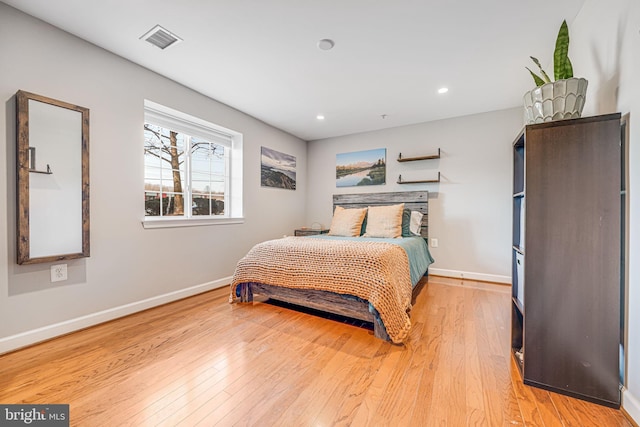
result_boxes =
[526,67,546,87]
[530,56,552,83]
[564,56,574,79]
[554,20,570,80]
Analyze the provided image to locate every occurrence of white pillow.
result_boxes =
[328,206,367,237]
[363,203,404,238]
[410,211,423,235]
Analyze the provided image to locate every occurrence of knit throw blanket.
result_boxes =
[230,236,413,343]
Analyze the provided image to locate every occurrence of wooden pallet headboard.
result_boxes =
[333,191,429,238]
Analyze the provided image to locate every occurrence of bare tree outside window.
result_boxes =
[190,138,225,216]
[144,124,185,216]
[144,123,226,217]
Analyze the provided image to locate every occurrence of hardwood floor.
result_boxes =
[0,276,633,426]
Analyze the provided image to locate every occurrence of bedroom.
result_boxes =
[0,0,638,425]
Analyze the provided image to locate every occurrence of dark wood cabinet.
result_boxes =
[511,113,621,408]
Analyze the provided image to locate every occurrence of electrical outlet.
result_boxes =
[431,238,439,248]
[51,264,67,282]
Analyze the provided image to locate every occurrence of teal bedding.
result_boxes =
[307,235,434,287]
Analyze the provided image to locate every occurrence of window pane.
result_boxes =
[192,171,211,182]
[159,170,185,193]
[159,146,185,171]
[144,179,162,192]
[160,168,173,181]
[210,159,225,176]
[160,181,182,194]
[190,138,225,216]
[192,194,211,216]
[144,125,163,149]
[161,193,185,216]
[191,142,211,158]
[192,194,224,216]
[145,166,162,180]
[192,180,212,194]
[211,195,225,215]
[191,158,210,173]
[208,181,226,194]
[192,140,224,172]
[145,192,161,216]
[144,146,161,169]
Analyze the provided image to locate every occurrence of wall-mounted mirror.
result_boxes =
[16,90,90,265]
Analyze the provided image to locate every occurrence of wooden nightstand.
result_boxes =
[294,228,329,236]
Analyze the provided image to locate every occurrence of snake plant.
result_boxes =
[526,20,573,87]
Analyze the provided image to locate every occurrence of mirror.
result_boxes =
[16,90,90,265]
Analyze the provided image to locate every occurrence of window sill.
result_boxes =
[141,216,244,229]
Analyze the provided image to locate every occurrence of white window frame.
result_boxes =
[142,100,243,229]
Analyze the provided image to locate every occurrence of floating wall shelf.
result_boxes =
[397,172,440,184]
[397,148,440,162]
[29,165,52,174]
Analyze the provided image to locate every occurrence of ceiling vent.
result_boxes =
[140,25,182,50]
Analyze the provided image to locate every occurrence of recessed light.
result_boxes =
[316,115,325,120]
[317,39,335,51]
[438,87,449,94]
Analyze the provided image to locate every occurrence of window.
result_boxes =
[143,100,243,228]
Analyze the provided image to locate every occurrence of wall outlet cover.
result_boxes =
[51,264,68,282]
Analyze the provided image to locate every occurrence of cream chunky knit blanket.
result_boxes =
[230,236,413,343]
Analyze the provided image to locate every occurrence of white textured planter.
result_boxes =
[523,77,588,124]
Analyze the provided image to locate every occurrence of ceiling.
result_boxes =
[3,0,586,141]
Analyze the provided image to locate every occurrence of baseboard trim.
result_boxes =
[429,268,510,284]
[0,277,231,355]
[623,387,640,426]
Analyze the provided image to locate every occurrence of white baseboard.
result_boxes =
[0,277,231,355]
[623,387,640,425]
[429,268,510,284]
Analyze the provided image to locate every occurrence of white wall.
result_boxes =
[307,108,523,283]
[571,0,640,421]
[0,4,307,352]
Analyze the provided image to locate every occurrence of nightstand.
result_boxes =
[294,228,329,236]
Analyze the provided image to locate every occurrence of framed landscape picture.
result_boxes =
[336,148,386,187]
[261,146,296,190]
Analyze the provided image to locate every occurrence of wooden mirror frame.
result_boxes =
[16,90,90,265]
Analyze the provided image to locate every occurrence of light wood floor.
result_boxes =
[0,276,633,426]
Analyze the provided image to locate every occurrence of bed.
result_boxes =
[230,191,434,344]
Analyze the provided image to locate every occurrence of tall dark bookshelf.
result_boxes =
[511,113,621,408]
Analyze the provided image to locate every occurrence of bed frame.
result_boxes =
[237,190,429,341]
